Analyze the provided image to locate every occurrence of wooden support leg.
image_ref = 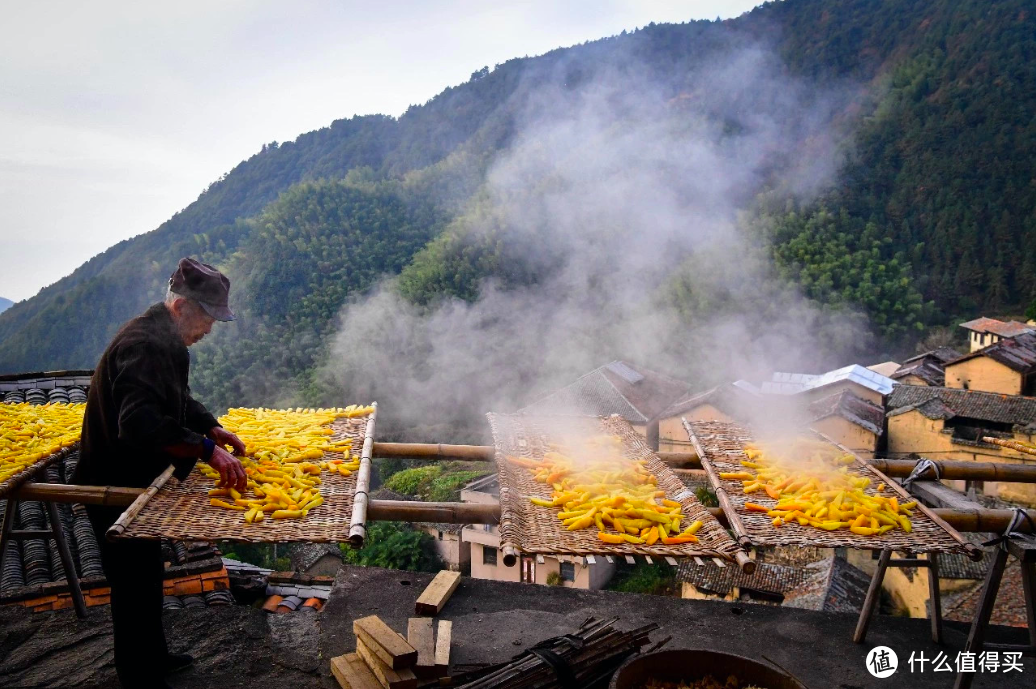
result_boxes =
[854,549,892,644]
[953,547,1009,689]
[1022,561,1036,652]
[45,501,87,619]
[928,552,943,645]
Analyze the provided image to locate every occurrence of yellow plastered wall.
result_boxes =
[944,357,1022,394]
[898,374,932,387]
[657,405,734,454]
[469,543,520,583]
[886,410,1036,506]
[809,416,878,458]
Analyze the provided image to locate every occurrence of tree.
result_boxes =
[341,522,442,572]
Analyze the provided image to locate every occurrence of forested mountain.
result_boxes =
[1,0,1033,427]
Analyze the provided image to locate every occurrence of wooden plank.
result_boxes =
[407,618,437,678]
[665,557,678,567]
[586,554,596,565]
[354,616,417,669]
[605,556,614,564]
[535,555,544,564]
[693,557,705,566]
[331,653,384,689]
[712,558,726,568]
[644,556,653,565]
[415,570,462,616]
[356,637,418,689]
[624,555,635,565]
[434,620,452,675]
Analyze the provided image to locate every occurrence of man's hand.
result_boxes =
[208,426,246,456]
[209,446,247,492]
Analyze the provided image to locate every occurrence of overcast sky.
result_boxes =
[0,0,764,302]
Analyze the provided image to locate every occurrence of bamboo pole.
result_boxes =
[373,442,494,461]
[367,499,499,524]
[347,403,378,549]
[868,457,1036,482]
[982,436,1036,457]
[682,419,753,551]
[371,442,700,467]
[14,482,143,506]
[105,465,175,541]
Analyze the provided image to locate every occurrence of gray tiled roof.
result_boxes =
[656,382,763,422]
[947,332,1036,375]
[891,348,960,386]
[783,557,870,614]
[959,318,1034,338]
[808,389,884,435]
[676,558,813,596]
[0,370,91,404]
[887,384,1036,426]
[520,361,692,424]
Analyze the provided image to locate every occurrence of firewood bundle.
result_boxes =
[455,617,658,689]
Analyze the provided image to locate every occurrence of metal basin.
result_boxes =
[610,649,808,689]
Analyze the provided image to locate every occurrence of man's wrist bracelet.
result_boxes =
[202,438,216,461]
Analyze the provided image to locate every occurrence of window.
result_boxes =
[482,547,498,566]
[437,531,444,541]
[559,562,576,582]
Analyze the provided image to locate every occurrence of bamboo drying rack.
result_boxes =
[104,404,378,546]
[488,413,752,572]
[0,445,79,499]
[684,419,980,560]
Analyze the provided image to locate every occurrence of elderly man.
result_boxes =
[74,258,247,689]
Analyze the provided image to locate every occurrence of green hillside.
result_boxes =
[0,0,1033,427]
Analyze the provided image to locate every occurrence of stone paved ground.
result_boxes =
[1,564,1032,688]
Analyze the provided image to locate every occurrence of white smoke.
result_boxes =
[320,34,869,438]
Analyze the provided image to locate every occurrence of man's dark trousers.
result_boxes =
[88,506,167,688]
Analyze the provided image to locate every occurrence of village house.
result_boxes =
[885,384,1036,505]
[943,332,1036,395]
[654,383,884,458]
[959,317,1034,353]
[519,360,692,438]
[459,475,616,589]
[760,364,895,406]
[652,382,763,454]
[806,389,885,458]
[889,347,961,387]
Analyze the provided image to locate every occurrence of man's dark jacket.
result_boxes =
[73,303,219,488]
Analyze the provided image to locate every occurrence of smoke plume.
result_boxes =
[320,34,868,440]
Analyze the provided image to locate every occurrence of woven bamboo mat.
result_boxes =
[685,419,969,554]
[488,413,744,562]
[115,415,373,543]
[0,445,78,499]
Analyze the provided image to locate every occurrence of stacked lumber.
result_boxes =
[331,614,452,689]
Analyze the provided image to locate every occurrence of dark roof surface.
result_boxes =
[944,557,1029,627]
[783,557,870,613]
[520,361,692,423]
[808,389,884,435]
[656,382,763,422]
[1,371,90,404]
[946,332,1036,374]
[887,384,1036,426]
[959,317,1034,338]
[289,544,342,573]
[676,558,813,597]
[891,348,960,386]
